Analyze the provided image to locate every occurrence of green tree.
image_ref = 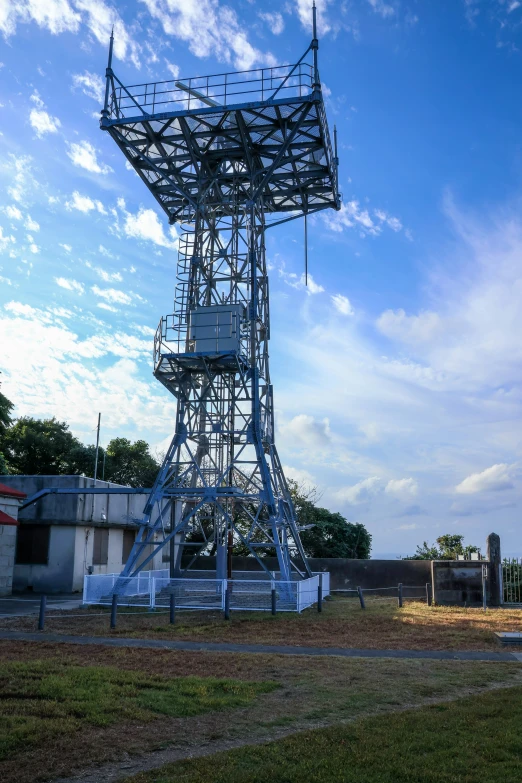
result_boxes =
[407,534,480,560]
[104,438,159,487]
[290,479,372,559]
[0,390,14,436]
[2,417,90,475]
[300,507,371,559]
[0,388,14,474]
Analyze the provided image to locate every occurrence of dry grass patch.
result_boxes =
[2,596,522,651]
[0,640,520,783]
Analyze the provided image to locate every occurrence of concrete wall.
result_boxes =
[13,525,76,593]
[0,496,22,596]
[189,555,432,591]
[431,560,487,606]
[0,475,150,527]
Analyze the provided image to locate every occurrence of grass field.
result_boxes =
[0,640,520,783]
[128,684,522,783]
[1,596,521,651]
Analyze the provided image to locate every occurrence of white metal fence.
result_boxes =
[83,570,330,613]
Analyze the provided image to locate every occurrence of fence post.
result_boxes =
[271,587,277,615]
[317,573,323,613]
[224,579,230,620]
[398,583,403,608]
[169,591,176,624]
[38,595,46,631]
[110,593,118,629]
[357,586,365,609]
[426,582,432,607]
[150,577,156,611]
[482,564,488,612]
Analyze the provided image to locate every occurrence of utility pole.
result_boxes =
[94,413,101,481]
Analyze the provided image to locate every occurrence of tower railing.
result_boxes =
[107,62,315,120]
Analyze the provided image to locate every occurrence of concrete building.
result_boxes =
[0,475,165,593]
[0,482,26,596]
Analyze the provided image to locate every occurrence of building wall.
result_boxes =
[0,475,151,527]
[0,496,22,597]
[13,525,76,593]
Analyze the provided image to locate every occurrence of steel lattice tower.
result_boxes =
[101,5,340,583]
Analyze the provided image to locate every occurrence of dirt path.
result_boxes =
[0,630,519,661]
[52,678,522,783]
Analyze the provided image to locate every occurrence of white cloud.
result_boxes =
[455,464,516,495]
[119,202,178,249]
[66,190,106,214]
[165,60,180,79]
[29,108,61,136]
[366,0,395,18]
[324,200,404,238]
[97,302,118,312]
[6,155,35,204]
[278,264,324,295]
[259,11,284,34]
[336,477,381,504]
[140,0,274,70]
[55,277,85,294]
[3,205,22,220]
[91,285,132,305]
[60,243,72,252]
[67,141,113,175]
[377,309,441,345]
[385,478,418,498]
[28,90,61,136]
[85,261,122,282]
[331,294,354,316]
[279,414,331,447]
[282,464,316,487]
[295,0,331,35]
[72,71,105,103]
[0,0,140,66]
[0,227,16,251]
[25,215,39,231]
[0,303,172,443]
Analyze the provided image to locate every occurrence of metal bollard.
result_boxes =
[169,592,176,625]
[224,586,230,620]
[357,586,365,609]
[426,582,432,607]
[38,595,46,631]
[110,593,118,629]
[482,564,488,612]
[398,583,403,608]
[271,588,277,615]
[317,574,323,613]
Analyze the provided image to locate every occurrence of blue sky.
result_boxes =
[1,0,522,557]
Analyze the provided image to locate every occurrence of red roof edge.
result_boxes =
[0,509,18,526]
[0,483,27,499]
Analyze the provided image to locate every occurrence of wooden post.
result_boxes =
[357,586,365,609]
[110,593,118,629]
[398,583,403,608]
[224,584,230,620]
[38,595,46,631]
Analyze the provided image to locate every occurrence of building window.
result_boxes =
[93,528,109,565]
[122,529,135,564]
[16,525,50,565]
